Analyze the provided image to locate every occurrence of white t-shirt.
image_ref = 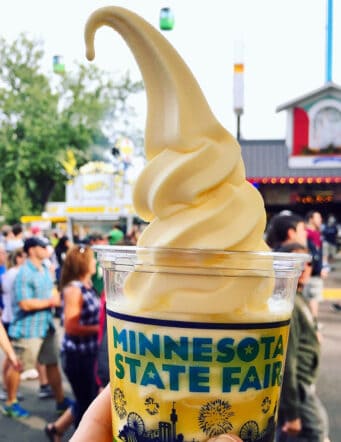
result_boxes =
[1,267,19,324]
[5,239,24,252]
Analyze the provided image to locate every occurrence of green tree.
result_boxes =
[0,34,143,223]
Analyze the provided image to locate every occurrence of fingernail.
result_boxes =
[209,435,239,442]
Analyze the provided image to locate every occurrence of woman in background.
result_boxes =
[1,249,25,334]
[54,236,72,288]
[45,245,100,441]
[0,249,25,401]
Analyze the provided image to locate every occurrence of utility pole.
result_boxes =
[325,0,333,83]
[233,41,244,141]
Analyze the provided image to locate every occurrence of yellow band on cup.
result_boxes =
[107,311,290,441]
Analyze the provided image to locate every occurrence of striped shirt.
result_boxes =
[9,259,54,339]
[61,281,99,354]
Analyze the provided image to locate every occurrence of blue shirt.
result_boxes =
[9,259,54,339]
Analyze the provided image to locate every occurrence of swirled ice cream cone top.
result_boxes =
[85,6,268,252]
[85,7,275,320]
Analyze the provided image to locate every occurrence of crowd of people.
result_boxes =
[0,222,137,440]
[0,212,339,441]
[266,210,340,442]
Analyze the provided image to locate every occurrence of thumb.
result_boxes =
[208,435,243,442]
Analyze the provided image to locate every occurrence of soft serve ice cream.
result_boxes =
[85,9,268,253]
[85,7,294,442]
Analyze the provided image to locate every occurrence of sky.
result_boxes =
[1,0,340,140]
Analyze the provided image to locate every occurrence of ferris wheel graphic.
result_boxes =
[127,412,145,436]
[239,420,260,441]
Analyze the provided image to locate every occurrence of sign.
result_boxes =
[289,155,341,169]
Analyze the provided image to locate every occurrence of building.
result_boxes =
[240,82,341,220]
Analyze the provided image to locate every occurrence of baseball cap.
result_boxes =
[23,237,47,253]
[31,226,41,235]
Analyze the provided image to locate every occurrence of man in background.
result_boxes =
[107,224,124,245]
[304,211,329,321]
[322,214,338,264]
[0,244,7,314]
[88,232,106,297]
[4,237,71,418]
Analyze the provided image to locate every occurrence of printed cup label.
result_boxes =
[107,309,290,442]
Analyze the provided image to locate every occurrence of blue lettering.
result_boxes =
[113,327,128,351]
[115,353,124,379]
[237,337,259,362]
[260,336,275,359]
[189,367,210,392]
[141,362,165,389]
[222,367,241,392]
[272,335,284,358]
[124,357,141,383]
[263,363,271,388]
[271,361,282,386]
[216,338,235,363]
[139,333,160,358]
[162,364,186,390]
[193,338,212,362]
[240,366,261,392]
[164,336,189,361]
[129,330,137,354]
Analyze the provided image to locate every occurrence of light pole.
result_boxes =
[233,41,244,141]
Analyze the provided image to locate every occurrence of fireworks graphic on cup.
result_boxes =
[198,399,235,436]
[113,388,127,419]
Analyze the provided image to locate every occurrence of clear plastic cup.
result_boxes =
[95,246,308,442]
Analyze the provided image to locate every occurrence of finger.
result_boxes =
[70,384,112,442]
[208,435,243,442]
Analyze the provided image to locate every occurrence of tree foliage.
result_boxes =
[0,34,143,223]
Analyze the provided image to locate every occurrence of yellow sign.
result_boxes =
[66,206,106,214]
[83,181,109,192]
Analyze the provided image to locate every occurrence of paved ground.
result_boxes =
[0,257,340,441]
[316,253,341,442]
[0,323,75,441]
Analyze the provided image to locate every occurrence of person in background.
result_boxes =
[125,223,140,245]
[5,237,70,419]
[5,224,24,253]
[266,213,307,251]
[0,249,25,402]
[107,224,124,245]
[322,214,338,264]
[1,249,25,333]
[54,235,72,288]
[35,240,59,400]
[87,233,106,297]
[21,233,56,399]
[304,211,329,321]
[49,231,60,249]
[0,225,12,247]
[275,242,330,442]
[327,215,341,312]
[45,245,100,441]
[30,225,42,237]
[0,321,21,373]
[95,291,109,393]
[53,235,72,325]
[0,244,7,315]
[87,233,109,392]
